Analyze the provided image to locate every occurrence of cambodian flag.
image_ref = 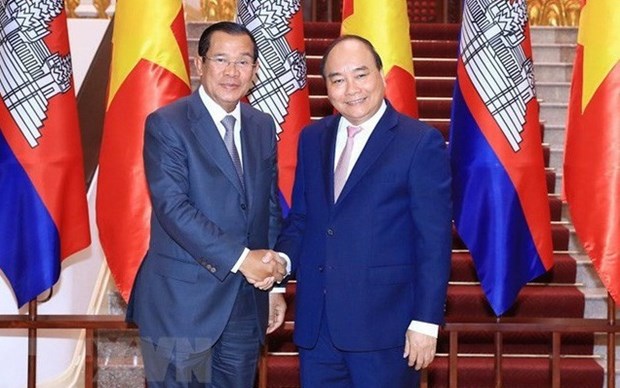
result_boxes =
[237,0,311,216]
[449,0,553,315]
[0,0,90,307]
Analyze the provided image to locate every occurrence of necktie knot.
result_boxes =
[347,125,362,138]
[221,115,236,133]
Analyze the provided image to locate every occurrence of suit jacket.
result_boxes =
[126,90,281,351]
[276,102,452,352]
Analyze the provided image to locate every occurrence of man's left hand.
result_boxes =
[267,293,286,334]
[403,330,437,370]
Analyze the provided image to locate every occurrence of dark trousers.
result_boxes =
[141,283,261,387]
[298,311,419,388]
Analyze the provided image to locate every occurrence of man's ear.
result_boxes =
[194,56,203,76]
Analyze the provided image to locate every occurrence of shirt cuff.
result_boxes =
[277,252,292,275]
[270,287,286,293]
[230,248,250,273]
[408,320,439,338]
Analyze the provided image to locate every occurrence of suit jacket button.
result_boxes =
[206,264,212,270]
[210,267,217,273]
[326,229,334,236]
[318,265,324,272]
[241,203,247,210]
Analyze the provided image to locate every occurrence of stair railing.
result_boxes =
[1,299,616,388]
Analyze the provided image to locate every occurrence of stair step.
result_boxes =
[447,284,584,318]
[451,252,576,284]
[530,26,578,44]
[532,43,577,63]
[310,95,454,118]
[447,217,567,251]
[304,39,460,58]
[96,329,144,387]
[542,124,567,149]
[307,75,457,98]
[536,81,572,103]
[279,283,584,323]
[303,22,461,41]
[539,102,569,128]
[268,326,594,356]
[95,365,145,388]
[306,56,458,78]
[263,355,603,388]
[534,62,574,83]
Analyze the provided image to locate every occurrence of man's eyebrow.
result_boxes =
[326,65,370,79]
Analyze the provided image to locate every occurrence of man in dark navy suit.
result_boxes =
[127,22,287,387]
[276,35,452,387]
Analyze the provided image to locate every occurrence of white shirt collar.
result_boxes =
[198,85,241,125]
[338,100,387,133]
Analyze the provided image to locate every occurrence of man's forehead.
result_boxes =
[326,65,370,78]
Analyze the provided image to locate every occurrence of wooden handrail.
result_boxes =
[1,314,618,387]
[0,314,134,329]
[264,317,619,388]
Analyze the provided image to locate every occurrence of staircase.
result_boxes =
[94,21,613,387]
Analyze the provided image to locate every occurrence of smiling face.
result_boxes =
[323,38,386,125]
[194,30,258,112]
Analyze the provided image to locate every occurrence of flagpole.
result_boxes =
[608,293,616,388]
[28,300,37,388]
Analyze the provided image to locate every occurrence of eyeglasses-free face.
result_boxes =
[194,31,258,112]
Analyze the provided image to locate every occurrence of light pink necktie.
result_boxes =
[334,125,363,201]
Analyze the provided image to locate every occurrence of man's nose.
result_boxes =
[223,62,240,76]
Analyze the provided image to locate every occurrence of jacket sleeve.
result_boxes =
[143,112,245,280]
[408,127,453,325]
[275,131,308,274]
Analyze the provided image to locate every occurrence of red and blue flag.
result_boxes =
[0,0,90,307]
[237,0,311,216]
[449,0,553,315]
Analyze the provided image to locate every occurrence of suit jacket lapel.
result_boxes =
[240,105,257,209]
[320,115,340,207]
[188,91,245,196]
[335,104,398,205]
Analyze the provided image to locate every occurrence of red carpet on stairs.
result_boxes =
[261,21,604,388]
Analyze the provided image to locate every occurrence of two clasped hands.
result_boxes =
[238,249,287,290]
[239,249,288,334]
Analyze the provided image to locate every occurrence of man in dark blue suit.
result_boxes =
[127,22,287,387]
[276,35,452,387]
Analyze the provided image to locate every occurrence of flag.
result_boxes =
[564,0,620,302]
[341,0,418,118]
[0,0,90,307]
[449,0,554,315]
[97,0,191,301]
[237,0,311,213]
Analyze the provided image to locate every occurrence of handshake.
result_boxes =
[239,249,287,290]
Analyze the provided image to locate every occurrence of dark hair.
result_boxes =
[197,21,259,62]
[319,35,383,79]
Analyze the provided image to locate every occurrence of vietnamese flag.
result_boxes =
[96,0,191,301]
[341,0,418,118]
[564,0,620,302]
